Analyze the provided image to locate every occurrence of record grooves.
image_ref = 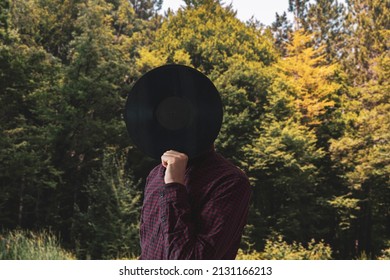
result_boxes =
[124,64,223,159]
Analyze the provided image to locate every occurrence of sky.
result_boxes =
[160,0,293,26]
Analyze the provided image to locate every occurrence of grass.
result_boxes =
[0,229,75,260]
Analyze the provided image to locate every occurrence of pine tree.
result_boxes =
[288,0,310,29]
[307,0,347,62]
[271,12,293,56]
[129,0,162,20]
[343,0,389,84]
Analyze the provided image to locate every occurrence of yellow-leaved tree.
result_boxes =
[275,29,341,127]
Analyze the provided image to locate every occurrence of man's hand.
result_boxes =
[161,150,188,185]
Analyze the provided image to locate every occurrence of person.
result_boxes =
[139,146,252,259]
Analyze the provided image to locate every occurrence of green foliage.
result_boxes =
[0,230,75,260]
[0,0,388,260]
[214,58,273,162]
[329,53,390,257]
[244,29,343,247]
[271,12,293,56]
[153,1,276,73]
[130,0,162,20]
[0,8,63,228]
[288,0,310,29]
[306,0,346,62]
[378,248,390,260]
[236,234,332,260]
[72,149,142,259]
[343,0,389,84]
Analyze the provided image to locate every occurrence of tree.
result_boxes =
[271,12,293,56]
[245,30,343,248]
[0,0,63,229]
[129,0,162,20]
[50,0,138,246]
[275,30,340,128]
[1,0,154,258]
[306,0,347,63]
[151,1,275,74]
[288,0,310,29]
[72,149,142,259]
[326,0,389,258]
[0,0,10,40]
[184,0,222,8]
[31,0,81,62]
[137,1,277,164]
[343,0,389,84]
[329,53,390,258]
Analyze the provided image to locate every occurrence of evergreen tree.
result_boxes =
[0,0,63,229]
[271,12,293,56]
[288,0,310,29]
[129,0,162,20]
[30,0,81,62]
[329,54,390,258]
[72,149,142,259]
[0,0,388,260]
[51,0,137,246]
[0,0,9,40]
[246,30,343,248]
[307,0,347,62]
[343,0,389,84]
[326,0,389,258]
[184,0,222,8]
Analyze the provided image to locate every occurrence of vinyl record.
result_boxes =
[124,64,223,159]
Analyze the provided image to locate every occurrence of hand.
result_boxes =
[161,150,188,185]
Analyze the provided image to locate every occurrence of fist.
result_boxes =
[161,150,188,185]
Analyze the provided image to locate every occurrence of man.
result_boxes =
[139,147,252,259]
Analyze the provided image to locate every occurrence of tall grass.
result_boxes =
[0,230,75,260]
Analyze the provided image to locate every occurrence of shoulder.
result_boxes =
[214,153,248,179]
[206,152,251,191]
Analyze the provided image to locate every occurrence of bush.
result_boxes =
[378,248,390,260]
[236,235,333,260]
[0,230,75,260]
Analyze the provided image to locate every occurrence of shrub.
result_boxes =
[236,235,332,260]
[378,248,390,260]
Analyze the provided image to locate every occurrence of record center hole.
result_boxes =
[155,96,194,131]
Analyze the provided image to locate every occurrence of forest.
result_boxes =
[0,0,389,260]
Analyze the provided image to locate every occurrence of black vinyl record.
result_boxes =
[124,64,223,159]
